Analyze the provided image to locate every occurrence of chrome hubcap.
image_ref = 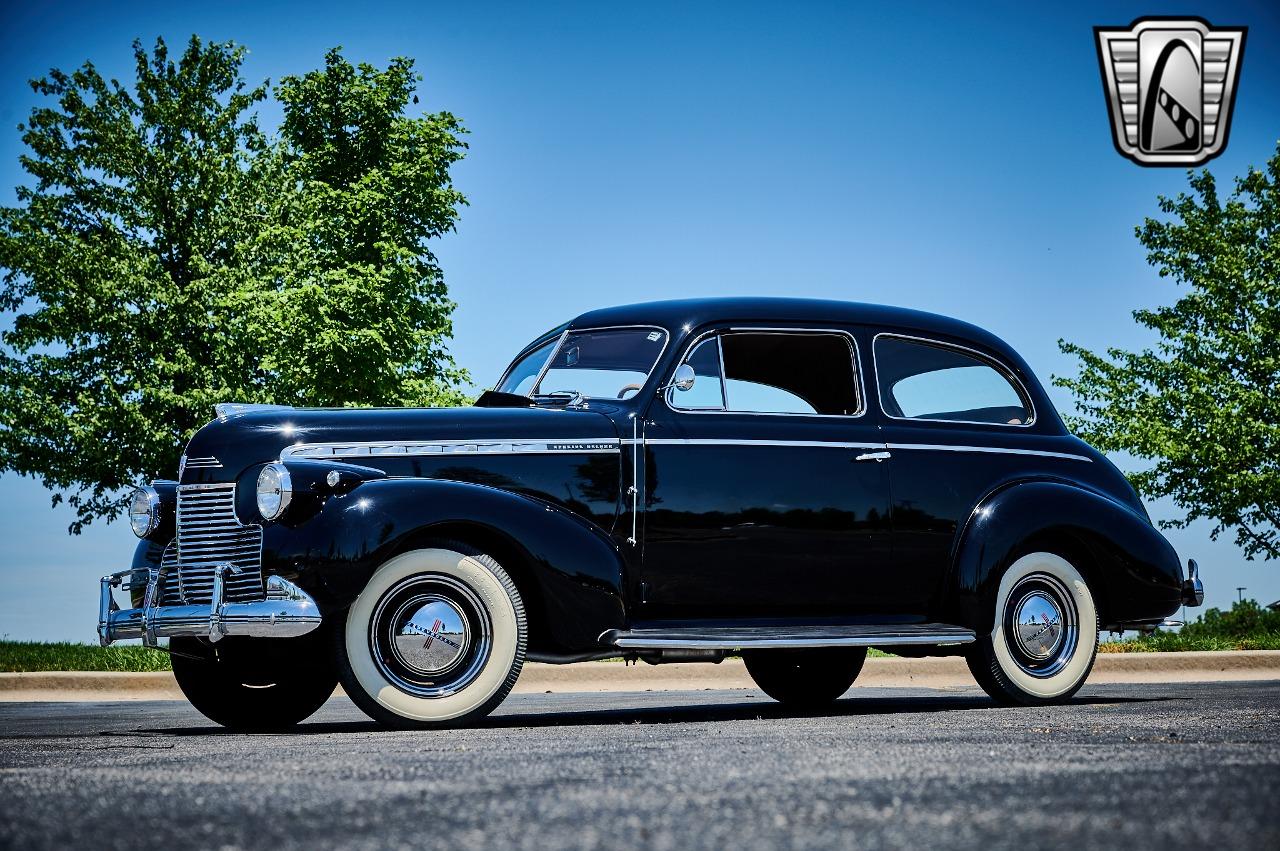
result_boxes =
[1003,573,1079,678]
[390,595,470,676]
[370,574,492,698]
[1011,591,1064,660]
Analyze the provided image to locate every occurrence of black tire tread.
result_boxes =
[742,647,867,708]
[170,632,338,731]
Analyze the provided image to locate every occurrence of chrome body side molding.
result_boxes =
[278,436,1089,463]
[625,437,1091,463]
[885,443,1093,463]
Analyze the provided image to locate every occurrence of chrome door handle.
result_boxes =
[855,451,892,463]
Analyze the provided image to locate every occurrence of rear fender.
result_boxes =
[948,481,1184,632]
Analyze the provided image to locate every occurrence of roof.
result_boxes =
[569,297,1019,360]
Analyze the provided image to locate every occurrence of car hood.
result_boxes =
[180,405,620,484]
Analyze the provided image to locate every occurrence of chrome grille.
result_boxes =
[163,484,264,605]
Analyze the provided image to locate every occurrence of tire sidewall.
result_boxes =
[344,548,522,724]
[989,551,1097,700]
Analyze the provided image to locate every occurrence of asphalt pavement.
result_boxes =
[1,681,1277,850]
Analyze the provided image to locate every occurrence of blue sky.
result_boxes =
[1,0,1277,641]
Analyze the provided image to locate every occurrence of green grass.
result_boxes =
[1099,632,1280,653]
[0,641,173,673]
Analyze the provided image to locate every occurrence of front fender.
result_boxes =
[948,480,1184,631]
[261,478,627,650]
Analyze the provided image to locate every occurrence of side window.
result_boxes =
[875,336,1032,426]
[675,337,726,409]
[670,331,861,416]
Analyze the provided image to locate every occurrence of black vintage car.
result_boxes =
[99,298,1203,729]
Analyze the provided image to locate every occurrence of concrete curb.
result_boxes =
[2,650,1278,702]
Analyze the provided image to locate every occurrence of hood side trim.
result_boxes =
[281,438,621,460]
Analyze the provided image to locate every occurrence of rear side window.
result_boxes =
[670,331,861,416]
[875,335,1032,425]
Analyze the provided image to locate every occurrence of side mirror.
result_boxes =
[669,364,696,392]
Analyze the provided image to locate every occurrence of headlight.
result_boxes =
[128,486,160,538]
[256,463,293,520]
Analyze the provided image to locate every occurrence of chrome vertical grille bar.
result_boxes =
[171,484,264,604]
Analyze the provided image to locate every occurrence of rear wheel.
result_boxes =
[170,630,338,731]
[743,647,867,707]
[335,544,527,729]
[965,551,1099,705]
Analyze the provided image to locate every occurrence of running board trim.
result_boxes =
[602,624,977,651]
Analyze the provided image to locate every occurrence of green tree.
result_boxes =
[1181,598,1280,640]
[0,37,470,532]
[225,48,471,407]
[1057,144,1280,561]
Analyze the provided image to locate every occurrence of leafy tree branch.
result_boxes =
[1056,144,1280,561]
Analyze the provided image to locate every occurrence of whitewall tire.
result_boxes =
[966,551,1098,705]
[336,545,526,728]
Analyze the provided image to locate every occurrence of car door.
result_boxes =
[637,326,894,621]
[871,332,1047,613]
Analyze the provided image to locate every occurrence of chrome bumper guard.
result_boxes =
[98,564,323,647]
[1182,559,1204,607]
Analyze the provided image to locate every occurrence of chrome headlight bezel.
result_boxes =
[256,462,293,521]
[128,486,161,538]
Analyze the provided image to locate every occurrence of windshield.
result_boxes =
[497,327,669,400]
[497,338,558,396]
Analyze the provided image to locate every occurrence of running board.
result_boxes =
[602,623,976,651]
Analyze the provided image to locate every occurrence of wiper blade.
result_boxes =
[534,389,587,408]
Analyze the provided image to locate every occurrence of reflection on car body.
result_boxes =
[99,298,1203,729]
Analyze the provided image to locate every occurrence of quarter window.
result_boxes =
[875,336,1032,425]
[677,338,727,409]
[670,331,861,416]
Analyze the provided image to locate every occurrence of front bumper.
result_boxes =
[97,564,323,647]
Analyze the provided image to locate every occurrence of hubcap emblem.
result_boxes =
[391,596,470,675]
[1012,591,1064,660]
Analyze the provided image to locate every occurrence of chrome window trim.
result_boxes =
[521,325,672,401]
[872,331,1038,429]
[525,329,569,396]
[666,335,727,411]
[664,326,867,419]
[282,438,622,460]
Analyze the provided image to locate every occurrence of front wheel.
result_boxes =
[965,551,1099,706]
[335,545,527,729]
[170,631,339,731]
[743,647,867,707]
